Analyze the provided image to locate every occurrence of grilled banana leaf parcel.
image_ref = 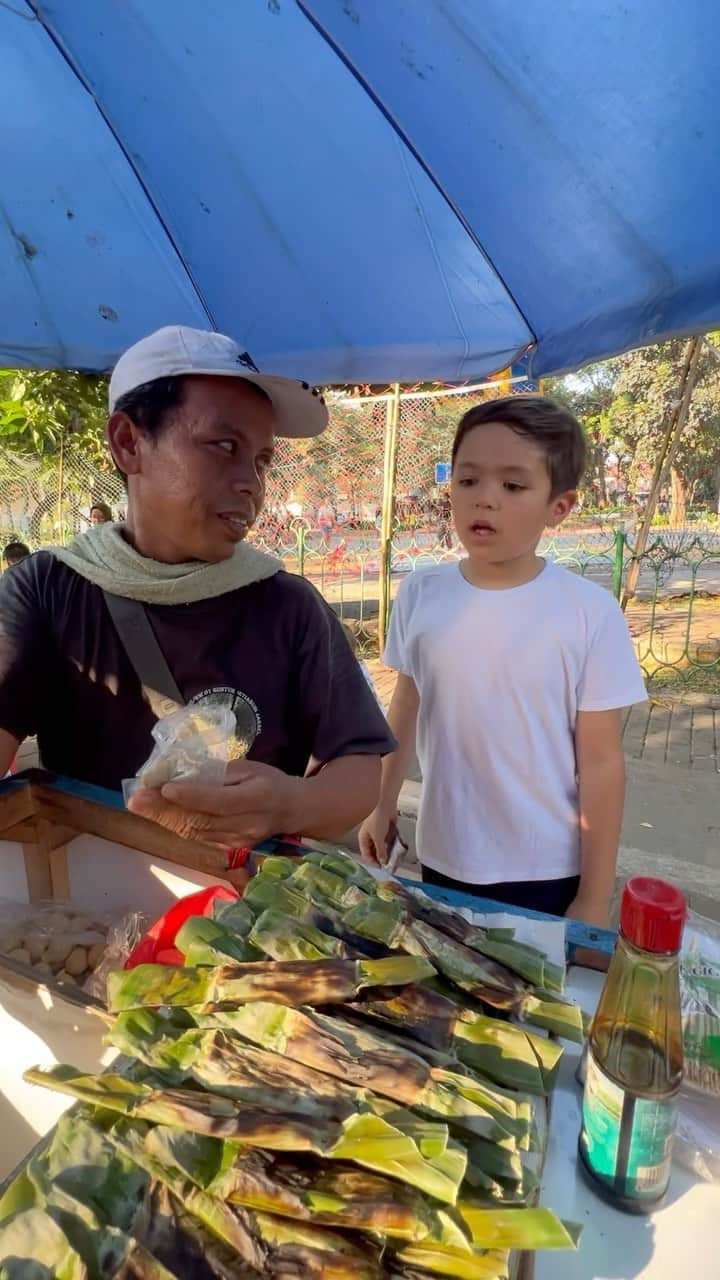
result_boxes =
[107,956,435,1014]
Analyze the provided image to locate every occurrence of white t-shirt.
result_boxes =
[384,560,647,884]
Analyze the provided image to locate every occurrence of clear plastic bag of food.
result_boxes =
[0,898,113,987]
[83,909,147,1002]
[681,911,720,1098]
[674,910,720,1182]
[122,701,236,804]
[675,1087,720,1183]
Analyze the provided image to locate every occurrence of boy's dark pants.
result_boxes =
[420,865,580,917]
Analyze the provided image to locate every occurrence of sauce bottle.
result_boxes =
[579,876,686,1213]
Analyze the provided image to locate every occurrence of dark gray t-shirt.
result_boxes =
[0,553,394,791]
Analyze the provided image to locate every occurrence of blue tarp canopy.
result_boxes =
[2,1,718,381]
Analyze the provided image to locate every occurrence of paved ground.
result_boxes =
[367,661,720,770]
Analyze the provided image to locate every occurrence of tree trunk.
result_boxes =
[621,335,703,608]
[670,466,687,526]
[596,446,608,506]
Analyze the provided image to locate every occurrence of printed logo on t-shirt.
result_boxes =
[188,686,261,758]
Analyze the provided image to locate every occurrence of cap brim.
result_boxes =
[242,371,329,438]
[169,367,329,438]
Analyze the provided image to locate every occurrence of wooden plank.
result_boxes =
[21,842,53,900]
[49,846,70,900]
[44,823,77,852]
[1,817,76,847]
[33,784,230,877]
[1,820,38,842]
[0,783,35,835]
[571,945,611,973]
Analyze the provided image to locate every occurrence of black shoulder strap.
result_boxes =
[102,590,184,719]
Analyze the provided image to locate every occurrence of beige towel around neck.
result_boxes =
[51,522,281,605]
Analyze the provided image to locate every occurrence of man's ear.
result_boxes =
[546,489,576,529]
[107,412,143,478]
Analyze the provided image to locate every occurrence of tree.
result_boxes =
[546,362,622,506]
[605,337,720,523]
[0,370,113,543]
[0,369,107,460]
[549,336,720,519]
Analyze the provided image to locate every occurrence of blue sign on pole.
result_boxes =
[435,461,451,484]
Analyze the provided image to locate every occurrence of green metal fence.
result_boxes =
[0,376,719,692]
[250,518,720,692]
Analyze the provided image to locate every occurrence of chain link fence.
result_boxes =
[0,445,124,547]
[1,379,719,692]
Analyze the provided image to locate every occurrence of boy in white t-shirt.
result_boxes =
[359,395,646,925]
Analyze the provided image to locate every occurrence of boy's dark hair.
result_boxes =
[451,394,586,496]
[89,501,113,521]
[3,541,30,565]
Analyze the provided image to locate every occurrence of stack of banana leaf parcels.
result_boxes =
[0,851,586,1278]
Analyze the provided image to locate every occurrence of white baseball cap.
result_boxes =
[109,325,328,438]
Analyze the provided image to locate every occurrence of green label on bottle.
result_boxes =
[581,1053,675,1200]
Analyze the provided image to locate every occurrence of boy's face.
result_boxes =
[451,422,575,565]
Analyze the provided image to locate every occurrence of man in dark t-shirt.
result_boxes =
[0,326,394,850]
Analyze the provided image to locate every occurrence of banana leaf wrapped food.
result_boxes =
[107,955,436,1014]
[238,852,584,1043]
[7,849,585,1276]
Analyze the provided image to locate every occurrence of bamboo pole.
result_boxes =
[377,384,401,650]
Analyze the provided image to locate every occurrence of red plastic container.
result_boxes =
[124,883,239,968]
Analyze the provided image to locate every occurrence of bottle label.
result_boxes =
[581,1053,675,1199]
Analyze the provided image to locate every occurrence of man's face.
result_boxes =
[114,376,275,563]
[451,421,574,565]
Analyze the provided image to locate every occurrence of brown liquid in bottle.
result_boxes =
[579,877,685,1213]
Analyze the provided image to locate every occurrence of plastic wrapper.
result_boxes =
[675,1087,720,1183]
[84,909,148,1002]
[0,897,113,989]
[680,910,720,1097]
[673,910,720,1182]
[122,701,236,804]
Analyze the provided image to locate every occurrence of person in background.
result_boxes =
[0,542,30,778]
[3,542,30,570]
[359,395,646,926]
[89,502,113,525]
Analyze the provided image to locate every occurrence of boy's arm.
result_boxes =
[567,707,625,926]
[358,672,419,865]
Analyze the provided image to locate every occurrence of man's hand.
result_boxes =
[358,807,397,867]
[128,758,303,848]
[565,892,611,929]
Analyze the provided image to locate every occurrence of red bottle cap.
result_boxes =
[619,876,686,953]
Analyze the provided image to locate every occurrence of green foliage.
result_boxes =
[0,368,107,464]
[607,337,720,507]
[548,336,720,513]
